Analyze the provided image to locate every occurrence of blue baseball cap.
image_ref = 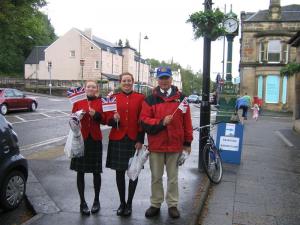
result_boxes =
[156,66,172,78]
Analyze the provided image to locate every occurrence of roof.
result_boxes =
[102,73,119,81]
[244,4,300,22]
[24,46,48,64]
[288,30,300,47]
[134,56,147,64]
[92,36,122,55]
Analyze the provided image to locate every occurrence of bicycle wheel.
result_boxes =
[202,144,223,184]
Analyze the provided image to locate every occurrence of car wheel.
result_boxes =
[30,102,37,112]
[0,170,26,210]
[0,104,8,115]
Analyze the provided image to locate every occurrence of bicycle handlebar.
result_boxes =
[193,121,224,131]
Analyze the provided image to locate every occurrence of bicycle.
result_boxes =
[193,122,223,184]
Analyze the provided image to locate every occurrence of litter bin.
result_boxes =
[215,122,244,164]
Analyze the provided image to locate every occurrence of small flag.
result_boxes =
[101,96,117,112]
[67,87,87,104]
[107,91,114,97]
[178,97,189,113]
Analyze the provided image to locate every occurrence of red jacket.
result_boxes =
[72,97,105,141]
[106,91,145,142]
[140,86,193,153]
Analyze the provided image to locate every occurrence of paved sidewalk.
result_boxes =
[23,129,210,225]
[199,115,300,225]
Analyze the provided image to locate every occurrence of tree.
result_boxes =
[0,0,56,75]
[125,39,130,47]
[117,39,123,47]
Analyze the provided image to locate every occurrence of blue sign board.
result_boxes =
[216,123,244,164]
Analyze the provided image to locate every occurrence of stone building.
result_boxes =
[288,31,300,132]
[240,0,300,111]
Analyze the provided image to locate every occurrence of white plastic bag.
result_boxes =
[64,129,84,159]
[127,147,150,181]
[177,150,190,166]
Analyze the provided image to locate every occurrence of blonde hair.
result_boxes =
[85,80,99,96]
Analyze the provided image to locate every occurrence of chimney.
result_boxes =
[269,0,281,20]
[83,28,92,39]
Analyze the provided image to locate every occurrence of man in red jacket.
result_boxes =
[140,66,193,219]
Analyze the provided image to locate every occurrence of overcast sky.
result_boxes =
[42,0,298,80]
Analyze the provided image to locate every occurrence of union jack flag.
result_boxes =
[101,96,117,112]
[67,87,87,104]
[178,97,189,113]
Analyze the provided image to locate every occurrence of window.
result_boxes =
[4,89,14,97]
[70,50,75,57]
[282,43,289,64]
[267,40,281,63]
[282,76,287,104]
[265,75,280,103]
[13,90,23,97]
[259,42,265,63]
[257,75,263,98]
[95,61,100,69]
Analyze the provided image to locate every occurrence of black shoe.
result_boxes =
[123,203,132,217]
[168,207,180,219]
[145,206,160,218]
[117,203,126,216]
[91,201,100,214]
[80,202,90,216]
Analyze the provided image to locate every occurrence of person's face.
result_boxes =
[85,81,98,96]
[158,76,172,90]
[120,75,133,93]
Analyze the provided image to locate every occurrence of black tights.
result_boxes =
[116,170,138,205]
[77,172,101,204]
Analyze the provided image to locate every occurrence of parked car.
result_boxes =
[0,114,28,211]
[0,88,38,115]
[187,94,201,104]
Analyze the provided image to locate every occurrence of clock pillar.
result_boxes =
[216,9,239,123]
[226,35,234,82]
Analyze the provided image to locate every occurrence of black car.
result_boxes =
[0,114,28,210]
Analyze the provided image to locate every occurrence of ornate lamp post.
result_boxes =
[80,59,85,86]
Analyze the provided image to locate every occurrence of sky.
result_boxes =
[42,0,298,80]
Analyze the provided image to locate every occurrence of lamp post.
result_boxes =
[48,61,52,95]
[80,59,85,86]
[137,33,149,93]
[199,0,213,171]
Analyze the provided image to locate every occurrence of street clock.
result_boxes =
[224,18,238,34]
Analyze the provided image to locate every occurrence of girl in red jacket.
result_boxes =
[106,72,145,217]
[70,80,105,216]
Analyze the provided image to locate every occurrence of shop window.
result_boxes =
[257,75,263,98]
[265,75,280,103]
[282,76,287,104]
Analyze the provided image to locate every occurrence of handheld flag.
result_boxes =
[101,96,117,112]
[67,87,87,104]
[178,97,189,113]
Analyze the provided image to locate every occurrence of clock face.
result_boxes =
[224,18,238,33]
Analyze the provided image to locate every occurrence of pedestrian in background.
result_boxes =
[70,80,105,216]
[235,93,252,124]
[140,66,193,219]
[105,72,145,217]
[252,104,260,121]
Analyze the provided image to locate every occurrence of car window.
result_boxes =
[4,89,14,97]
[13,89,23,97]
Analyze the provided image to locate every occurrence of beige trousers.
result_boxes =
[149,152,180,208]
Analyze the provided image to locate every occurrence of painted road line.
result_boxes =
[11,115,68,125]
[275,131,294,147]
[58,111,70,116]
[14,115,27,122]
[39,112,52,118]
[20,136,68,151]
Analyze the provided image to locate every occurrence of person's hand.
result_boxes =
[113,112,120,121]
[135,142,143,150]
[163,115,173,126]
[89,107,95,116]
[183,146,191,154]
